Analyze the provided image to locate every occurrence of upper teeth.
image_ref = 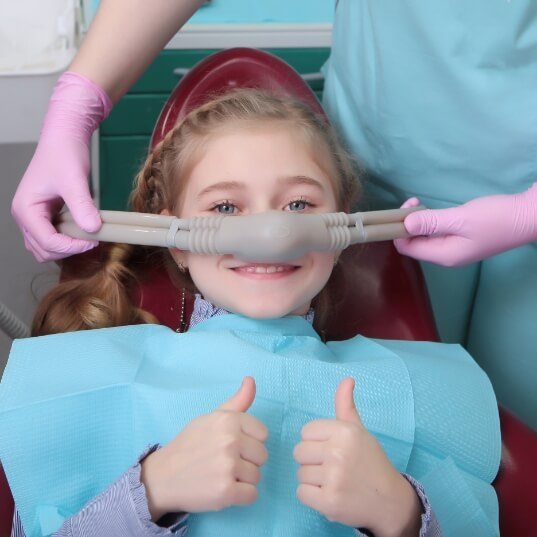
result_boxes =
[242,265,289,273]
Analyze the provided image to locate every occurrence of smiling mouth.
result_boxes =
[230,263,300,276]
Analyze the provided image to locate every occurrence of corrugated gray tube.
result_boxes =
[0,301,30,340]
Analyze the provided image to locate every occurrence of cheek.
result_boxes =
[186,253,215,270]
[312,252,337,276]
[185,254,220,290]
[302,252,337,297]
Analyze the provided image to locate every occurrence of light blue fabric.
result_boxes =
[0,315,500,536]
[323,0,537,427]
[465,244,537,427]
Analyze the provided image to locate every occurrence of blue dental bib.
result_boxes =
[0,314,500,536]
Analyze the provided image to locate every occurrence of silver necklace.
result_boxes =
[176,288,187,333]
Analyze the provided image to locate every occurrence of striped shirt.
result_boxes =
[11,296,441,536]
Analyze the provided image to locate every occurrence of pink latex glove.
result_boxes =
[394,183,537,267]
[11,71,112,262]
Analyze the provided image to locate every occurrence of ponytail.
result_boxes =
[32,243,157,336]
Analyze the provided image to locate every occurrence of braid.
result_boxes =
[129,123,192,214]
[32,243,158,336]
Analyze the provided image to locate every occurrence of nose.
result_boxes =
[249,201,278,215]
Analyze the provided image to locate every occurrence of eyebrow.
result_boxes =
[196,175,326,200]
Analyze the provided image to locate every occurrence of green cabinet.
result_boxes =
[99,47,330,210]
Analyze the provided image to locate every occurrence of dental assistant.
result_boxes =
[322,0,537,429]
[11,0,537,428]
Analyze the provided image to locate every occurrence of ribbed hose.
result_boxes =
[0,301,30,340]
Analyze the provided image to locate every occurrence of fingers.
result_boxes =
[218,377,268,442]
[12,182,100,261]
[239,432,268,467]
[229,482,259,506]
[219,377,256,413]
[21,216,98,262]
[404,208,438,236]
[335,378,363,426]
[297,464,324,487]
[400,197,421,209]
[62,183,102,233]
[300,419,340,442]
[240,412,268,443]
[296,483,324,513]
[22,230,50,263]
[394,235,468,266]
[235,458,262,486]
[299,378,362,442]
[294,440,325,465]
[403,206,463,237]
[395,205,470,266]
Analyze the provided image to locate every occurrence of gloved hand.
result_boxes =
[394,183,537,267]
[140,377,269,521]
[11,71,112,262]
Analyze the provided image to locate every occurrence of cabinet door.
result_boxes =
[100,95,168,136]
[99,136,150,210]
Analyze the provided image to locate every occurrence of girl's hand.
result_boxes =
[293,378,421,537]
[140,377,269,521]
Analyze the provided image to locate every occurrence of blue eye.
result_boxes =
[287,199,310,211]
[215,202,236,214]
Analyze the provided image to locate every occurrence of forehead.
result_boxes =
[183,123,337,197]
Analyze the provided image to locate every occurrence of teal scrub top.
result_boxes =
[323,0,537,431]
[324,0,537,209]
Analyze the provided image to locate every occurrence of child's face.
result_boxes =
[169,124,339,318]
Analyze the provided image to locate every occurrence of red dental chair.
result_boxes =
[1,48,536,537]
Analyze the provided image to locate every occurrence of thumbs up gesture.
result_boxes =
[293,378,421,537]
[141,377,269,521]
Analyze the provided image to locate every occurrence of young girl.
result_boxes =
[1,89,500,537]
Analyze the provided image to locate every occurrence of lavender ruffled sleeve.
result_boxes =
[11,445,188,537]
[353,474,442,537]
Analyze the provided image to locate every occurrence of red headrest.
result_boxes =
[147,46,439,342]
[151,47,325,148]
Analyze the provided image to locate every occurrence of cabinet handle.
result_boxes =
[172,67,191,77]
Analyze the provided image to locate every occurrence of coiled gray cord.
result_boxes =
[0,301,30,340]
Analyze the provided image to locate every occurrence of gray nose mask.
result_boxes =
[57,206,423,262]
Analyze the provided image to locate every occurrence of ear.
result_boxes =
[168,248,188,271]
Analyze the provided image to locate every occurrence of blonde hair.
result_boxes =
[33,89,361,336]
